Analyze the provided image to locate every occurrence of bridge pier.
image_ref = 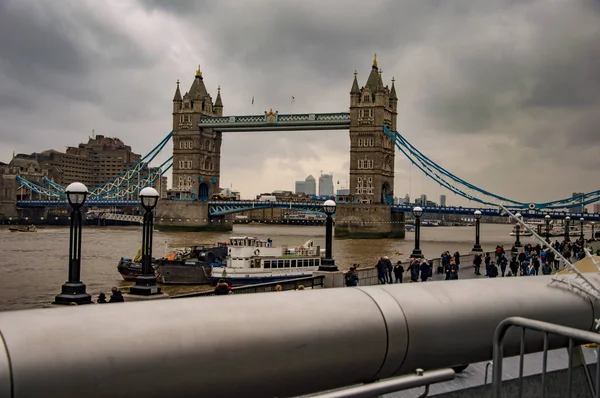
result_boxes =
[335,204,405,239]
[153,200,232,232]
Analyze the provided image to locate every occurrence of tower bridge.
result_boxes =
[11,55,600,236]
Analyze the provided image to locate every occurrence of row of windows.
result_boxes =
[358,138,374,147]
[356,187,374,194]
[358,160,374,169]
[358,109,374,118]
[180,115,191,123]
[264,258,320,269]
[357,177,373,184]
[178,176,192,188]
[179,160,192,169]
[179,140,214,151]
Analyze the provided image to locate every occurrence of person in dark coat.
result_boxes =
[453,252,461,269]
[109,287,125,303]
[408,258,420,282]
[97,292,107,304]
[420,259,431,282]
[384,256,393,283]
[473,254,482,275]
[376,257,387,284]
[393,261,404,283]
[213,279,230,295]
[345,266,359,287]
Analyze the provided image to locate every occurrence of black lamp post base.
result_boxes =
[514,240,522,248]
[54,282,92,305]
[318,258,338,272]
[410,249,423,258]
[129,275,162,296]
[471,244,483,252]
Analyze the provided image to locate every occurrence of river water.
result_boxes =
[0,223,525,312]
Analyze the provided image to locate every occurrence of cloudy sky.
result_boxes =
[1,0,599,206]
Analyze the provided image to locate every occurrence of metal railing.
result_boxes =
[492,316,600,398]
[304,368,455,398]
[171,275,325,298]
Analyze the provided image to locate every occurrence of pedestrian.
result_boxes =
[420,259,431,282]
[384,256,393,283]
[473,254,482,275]
[393,261,404,283]
[376,257,387,284]
[109,287,125,303]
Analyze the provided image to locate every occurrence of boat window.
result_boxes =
[315,259,320,266]
[264,260,271,269]
[284,260,290,268]
[277,260,284,268]
[308,259,314,267]
[291,260,297,268]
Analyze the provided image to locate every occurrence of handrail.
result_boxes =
[304,368,455,398]
[492,316,600,398]
[171,275,325,298]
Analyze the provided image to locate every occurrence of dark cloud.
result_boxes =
[0,0,598,204]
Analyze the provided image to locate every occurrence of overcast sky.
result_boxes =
[1,0,599,206]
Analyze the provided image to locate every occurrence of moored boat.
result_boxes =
[154,243,228,285]
[208,236,323,286]
[9,225,37,233]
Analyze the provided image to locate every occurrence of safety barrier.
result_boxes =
[172,275,325,298]
[0,275,598,398]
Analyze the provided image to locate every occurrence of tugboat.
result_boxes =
[154,243,228,285]
[208,236,323,286]
[117,246,148,281]
[8,225,37,233]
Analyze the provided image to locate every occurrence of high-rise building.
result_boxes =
[440,194,447,207]
[294,175,316,195]
[420,194,427,205]
[294,180,306,194]
[593,203,600,214]
[318,173,334,197]
[304,175,316,195]
[570,192,585,213]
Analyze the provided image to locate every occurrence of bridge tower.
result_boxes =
[349,55,397,204]
[172,65,223,201]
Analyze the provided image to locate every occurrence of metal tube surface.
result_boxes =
[0,275,598,398]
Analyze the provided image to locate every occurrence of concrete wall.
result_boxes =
[335,203,404,239]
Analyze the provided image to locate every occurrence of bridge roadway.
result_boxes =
[15,199,600,221]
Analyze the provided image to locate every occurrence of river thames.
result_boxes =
[0,223,526,311]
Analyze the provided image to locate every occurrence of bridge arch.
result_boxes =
[381,181,391,204]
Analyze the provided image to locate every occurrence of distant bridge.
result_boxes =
[15,199,600,221]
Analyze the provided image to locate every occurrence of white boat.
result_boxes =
[509,225,533,237]
[208,236,323,286]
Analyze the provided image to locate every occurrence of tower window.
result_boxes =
[180,115,191,123]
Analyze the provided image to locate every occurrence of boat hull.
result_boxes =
[117,259,143,281]
[155,263,213,285]
[208,273,315,286]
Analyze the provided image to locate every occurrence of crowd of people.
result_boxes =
[358,236,596,286]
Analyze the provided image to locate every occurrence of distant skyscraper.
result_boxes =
[440,194,447,207]
[420,194,427,206]
[304,175,316,195]
[571,192,585,213]
[404,194,410,204]
[295,181,306,194]
[594,203,600,214]
[318,173,334,197]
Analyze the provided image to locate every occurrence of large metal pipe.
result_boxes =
[0,275,598,398]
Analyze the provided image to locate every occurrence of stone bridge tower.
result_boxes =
[172,65,223,201]
[349,55,397,204]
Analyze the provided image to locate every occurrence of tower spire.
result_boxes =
[215,85,223,108]
[390,77,398,100]
[173,79,182,102]
[195,64,202,78]
[350,70,360,94]
[373,53,378,69]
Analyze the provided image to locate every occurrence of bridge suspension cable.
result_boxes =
[14,131,173,201]
[384,126,600,210]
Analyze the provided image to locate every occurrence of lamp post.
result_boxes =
[564,216,570,242]
[411,206,424,258]
[54,182,92,305]
[580,217,585,242]
[545,215,551,244]
[472,210,483,252]
[592,222,596,241]
[130,187,161,295]
[514,213,522,248]
[318,199,338,271]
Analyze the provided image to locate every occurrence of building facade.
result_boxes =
[440,194,447,207]
[318,173,334,197]
[349,55,397,204]
[570,192,585,214]
[171,65,223,201]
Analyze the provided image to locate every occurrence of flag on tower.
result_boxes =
[252,96,254,105]
[292,96,295,102]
